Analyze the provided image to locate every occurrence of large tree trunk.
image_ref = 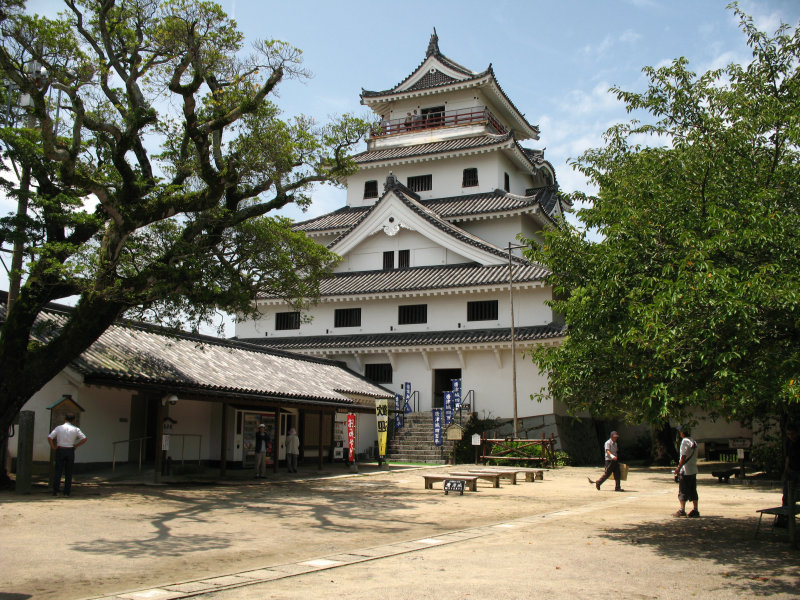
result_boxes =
[651,420,678,465]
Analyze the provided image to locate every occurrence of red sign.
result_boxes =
[346,414,356,462]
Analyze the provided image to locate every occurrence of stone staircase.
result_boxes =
[387,411,457,464]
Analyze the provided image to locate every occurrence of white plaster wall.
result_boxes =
[163,399,216,461]
[10,377,133,463]
[459,215,526,251]
[246,286,552,339]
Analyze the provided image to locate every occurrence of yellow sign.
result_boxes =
[375,399,389,458]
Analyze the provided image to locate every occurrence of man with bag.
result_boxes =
[588,431,624,492]
[674,426,699,517]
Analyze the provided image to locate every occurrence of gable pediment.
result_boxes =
[329,188,508,266]
[395,54,476,93]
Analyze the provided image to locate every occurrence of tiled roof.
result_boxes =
[354,133,513,164]
[407,69,460,90]
[294,190,553,235]
[21,303,392,406]
[240,324,566,352]
[326,182,531,264]
[309,262,550,298]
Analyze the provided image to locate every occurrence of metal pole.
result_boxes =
[508,242,519,438]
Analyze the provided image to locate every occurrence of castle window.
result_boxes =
[504,172,510,192]
[275,311,300,330]
[398,304,427,325]
[462,168,479,187]
[407,174,432,192]
[383,251,394,270]
[467,300,498,322]
[364,180,378,199]
[365,363,393,384]
[334,308,361,328]
[398,249,410,269]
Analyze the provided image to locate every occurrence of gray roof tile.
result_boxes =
[354,133,512,164]
[241,324,566,352]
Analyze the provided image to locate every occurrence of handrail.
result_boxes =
[111,436,150,473]
[370,106,507,138]
[111,433,202,473]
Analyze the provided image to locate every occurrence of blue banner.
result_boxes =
[443,391,453,425]
[452,379,462,410]
[403,381,412,413]
[395,394,403,429]
[432,409,443,447]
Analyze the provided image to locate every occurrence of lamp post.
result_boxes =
[507,241,525,438]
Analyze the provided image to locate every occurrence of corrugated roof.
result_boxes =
[26,307,392,405]
[240,324,567,352]
[308,262,550,297]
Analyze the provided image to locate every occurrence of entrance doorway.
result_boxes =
[433,368,461,408]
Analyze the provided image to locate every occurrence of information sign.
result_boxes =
[444,479,465,495]
[346,414,356,462]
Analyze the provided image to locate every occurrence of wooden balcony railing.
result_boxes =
[370,106,507,138]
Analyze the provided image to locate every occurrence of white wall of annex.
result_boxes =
[163,399,216,461]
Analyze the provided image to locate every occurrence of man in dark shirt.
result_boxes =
[254,423,270,479]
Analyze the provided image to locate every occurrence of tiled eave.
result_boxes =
[256,262,550,304]
[240,324,567,355]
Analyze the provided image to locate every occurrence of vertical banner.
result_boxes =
[432,409,443,447]
[376,399,389,458]
[346,413,356,462]
[395,394,403,429]
[452,378,462,411]
[403,381,413,413]
[443,391,453,425]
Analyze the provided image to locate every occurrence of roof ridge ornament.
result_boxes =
[426,28,440,57]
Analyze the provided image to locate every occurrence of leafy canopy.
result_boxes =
[526,6,800,427]
[0,0,369,444]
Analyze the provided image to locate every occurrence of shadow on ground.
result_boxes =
[599,516,800,596]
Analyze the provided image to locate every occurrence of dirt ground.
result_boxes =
[0,463,798,600]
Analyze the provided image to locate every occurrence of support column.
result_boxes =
[219,402,228,478]
[15,411,34,494]
[317,410,323,471]
[154,399,164,484]
[273,410,279,473]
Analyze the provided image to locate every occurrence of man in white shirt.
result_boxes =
[673,426,699,517]
[48,413,87,497]
[588,431,623,491]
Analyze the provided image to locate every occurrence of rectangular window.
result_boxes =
[421,105,445,127]
[365,363,393,384]
[383,250,394,270]
[407,174,432,192]
[334,307,361,328]
[275,311,301,330]
[462,168,479,187]
[398,304,427,325]
[467,300,499,322]
[364,180,378,199]
[398,249,410,269]
[504,172,510,192]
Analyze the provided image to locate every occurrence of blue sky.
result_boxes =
[7,0,800,332]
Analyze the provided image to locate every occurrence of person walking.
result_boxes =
[47,413,87,497]
[588,431,623,491]
[254,423,270,479]
[674,426,699,517]
[286,428,300,474]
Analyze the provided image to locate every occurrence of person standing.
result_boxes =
[674,426,699,517]
[286,428,300,474]
[47,413,87,497]
[254,423,270,479]
[588,431,623,491]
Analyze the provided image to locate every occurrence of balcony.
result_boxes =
[370,106,507,139]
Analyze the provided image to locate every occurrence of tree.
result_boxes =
[527,6,800,460]
[0,0,369,484]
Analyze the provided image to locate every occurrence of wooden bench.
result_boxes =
[755,482,799,548]
[450,471,501,488]
[422,474,478,492]
[484,467,544,482]
[711,467,740,483]
[468,469,517,485]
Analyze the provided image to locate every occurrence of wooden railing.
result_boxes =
[479,433,557,468]
[370,106,507,138]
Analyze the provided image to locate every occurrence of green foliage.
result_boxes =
[553,450,572,467]
[451,414,499,464]
[750,440,785,479]
[527,6,800,428]
[0,1,369,441]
